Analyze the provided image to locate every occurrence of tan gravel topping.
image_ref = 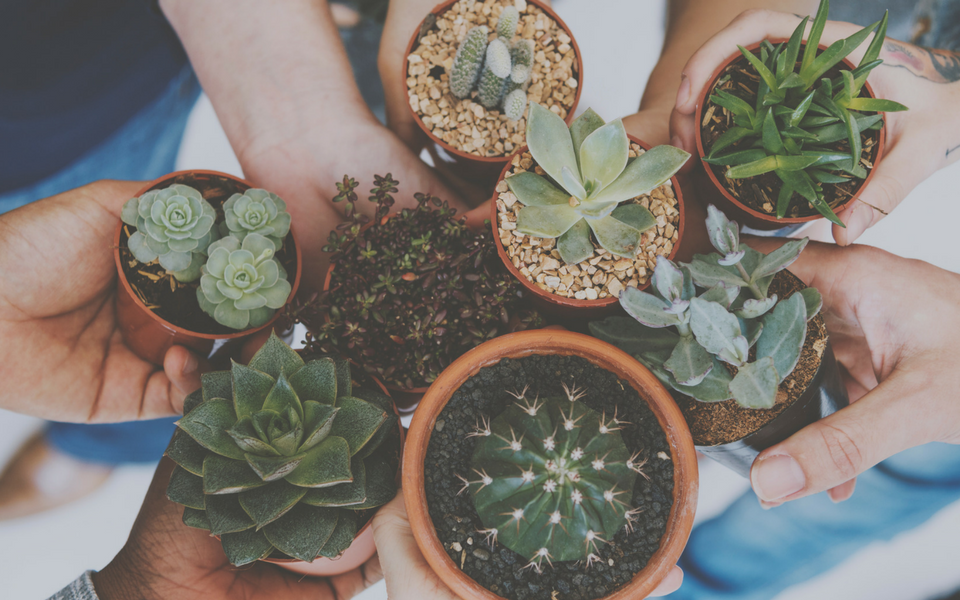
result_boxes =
[496,144,681,300]
[407,0,579,158]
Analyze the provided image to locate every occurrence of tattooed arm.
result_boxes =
[882,40,960,84]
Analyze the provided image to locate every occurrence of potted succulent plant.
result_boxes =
[590,206,848,476]
[291,174,542,411]
[695,0,907,230]
[403,0,583,185]
[164,332,403,576]
[114,171,301,364]
[403,329,698,600]
[492,103,690,318]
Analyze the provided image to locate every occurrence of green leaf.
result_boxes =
[220,528,275,566]
[653,258,688,303]
[810,169,850,184]
[580,119,629,194]
[248,331,305,380]
[205,493,256,535]
[333,357,352,399]
[328,396,388,455]
[177,398,245,460]
[735,295,778,319]
[705,203,740,256]
[845,98,908,112]
[782,127,818,141]
[561,166,588,200]
[689,298,748,365]
[588,215,644,259]
[587,145,689,205]
[671,358,735,402]
[506,172,570,207]
[783,16,808,79]
[742,318,764,348]
[318,510,358,558]
[777,181,794,218]
[610,203,656,234]
[588,317,681,356]
[263,503,339,562]
[165,428,207,476]
[203,453,266,494]
[262,370,303,420]
[288,358,338,405]
[300,401,338,452]
[808,113,881,143]
[703,149,767,167]
[757,293,807,381]
[182,507,211,531]
[707,127,754,158]
[776,170,845,227]
[726,155,779,179]
[753,238,808,280]
[569,108,606,168]
[619,287,680,328]
[516,204,582,238]
[789,91,816,127]
[844,110,862,171]
[284,436,353,488]
[683,254,749,288]
[527,102,580,190]
[201,370,232,403]
[762,111,785,154]
[556,219,594,264]
[778,72,806,89]
[302,456,367,507]
[776,155,821,171]
[245,451,307,482]
[183,389,204,415]
[729,357,779,409]
[239,479,307,528]
[800,287,823,320]
[803,0,828,77]
[802,22,878,87]
[351,449,399,509]
[739,45,778,91]
[859,10,888,71]
[167,465,205,510]
[665,336,714,386]
[230,363,275,420]
[700,283,740,308]
[227,417,279,456]
[710,91,755,120]
[800,115,840,128]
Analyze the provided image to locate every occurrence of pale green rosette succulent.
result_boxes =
[121,184,218,282]
[197,233,292,330]
[219,189,292,251]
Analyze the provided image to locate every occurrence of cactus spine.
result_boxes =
[449,26,489,99]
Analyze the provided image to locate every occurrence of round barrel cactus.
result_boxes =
[165,332,400,566]
[461,386,645,571]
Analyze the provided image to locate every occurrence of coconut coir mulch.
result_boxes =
[424,354,674,600]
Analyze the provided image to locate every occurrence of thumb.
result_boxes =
[750,368,931,503]
[163,345,211,413]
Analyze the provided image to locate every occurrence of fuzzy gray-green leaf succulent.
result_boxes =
[121,184,218,282]
[220,189,291,251]
[197,233,292,330]
[165,332,400,566]
[590,205,820,410]
[509,105,689,264]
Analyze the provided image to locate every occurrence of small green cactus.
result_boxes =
[503,88,528,121]
[197,233,292,330]
[496,5,520,39]
[510,39,534,84]
[121,184,218,281]
[449,26,489,99]
[220,189,292,251]
[477,38,512,109]
[460,385,646,571]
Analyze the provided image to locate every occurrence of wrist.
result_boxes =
[92,551,161,600]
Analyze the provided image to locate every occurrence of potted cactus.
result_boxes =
[114,171,301,364]
[590,206,849,476]
[291,174,542,411]
[492,103,690,318]
[695,0,908,230]
[164,332,403,576]
[403,329,698,600]
[403,0,582,185]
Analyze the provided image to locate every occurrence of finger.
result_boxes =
[827,478,857,503]
[669,108,698,174]
[163,345,212,412]
[463,200,492,231]
[750,369,932,503]
[649,567,684,597]
[622,110,672,148]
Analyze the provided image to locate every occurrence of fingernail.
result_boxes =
[181,353,198,376]
[759,499,782,510]
[675,75,691,109]
[751,454,805,501]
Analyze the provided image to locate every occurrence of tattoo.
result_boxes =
[948,143,960,158]
[883,41,960,83]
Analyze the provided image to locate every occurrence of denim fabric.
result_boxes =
[0,65,201,465]
[670,443,960,599]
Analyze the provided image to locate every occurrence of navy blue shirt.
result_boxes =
[0,1,188,193]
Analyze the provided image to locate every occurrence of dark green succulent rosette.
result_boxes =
[164,332,401,566]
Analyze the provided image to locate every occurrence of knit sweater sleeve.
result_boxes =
[48,572,100,600]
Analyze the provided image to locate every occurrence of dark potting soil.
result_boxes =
[118,172,298,335]
[424,354,675,600]
[674,271,829,446]
[700,46,881,219]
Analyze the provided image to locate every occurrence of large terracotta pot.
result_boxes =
[694,40,886,231]
[403,0,584,189]
[114,170,302,365]
[403,330,698,600]
[491,136,692,321]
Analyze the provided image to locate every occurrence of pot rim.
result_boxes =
[113,169,303,341]
[402,0,585,165]
[402,329,698,600]
[694,39,887,226]
[490,135,687,310]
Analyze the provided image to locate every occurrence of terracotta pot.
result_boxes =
[114,170,302,365]
[491,136,689,321]
[403,0,584,189]
[694,40,886,231]
[403,330,698,600]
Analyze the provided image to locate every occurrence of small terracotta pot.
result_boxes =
[491,136,688,320]
[114,170,302,365]
[403,330,698,600]
[403,0,584,189]
[694,40,886,231]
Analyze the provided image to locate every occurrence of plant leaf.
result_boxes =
[556,219,594,264]
[587,145,689,205]
[684,254,750,288]
[220,528,275,566]
[328,396,388,455]
[844,109,862,170]
[729,357,779,409]
[670,357,734,402]
[700,282,740,308]
[516,204,582,238]
[708,127,753,157]
[167,465,205,510]
[610,203,656,233]
[203,453,267,494]
[703,149,768,166]
[569,108,606,168]
[689,297,746,364]
[727,155,779,179]
[231,362,275,420]
[165,428,207,476]
[654,258,687,303]
[619,287,681,328]
[579,119,629,194]
[757,293,807,381]
[318,510,358,558]
[800,287,823,320]
[249,331,305,380]
[262,502,338,562]
[301,456,367,507]
[239,479,307,528]
[736,295,778,319]
[705,204,740,256]
[665,336,714,386]
[505,172,570,207]
[289,358,339,405]
[177,398,246,460]
[244,451,307,482]
[845,98,908,112]
[739,45,778,91]
[753,238,808,279]
[284,436,353,488]
[561,166,588,199]
[201,370,233,403]
[527,102,580,190]
[206,494,257,536]
[588,216,643,259]
[802,22,878,87]
[588,317,681,355]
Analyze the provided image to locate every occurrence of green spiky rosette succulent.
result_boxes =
[164,333,401,566]
[460,385,646,572]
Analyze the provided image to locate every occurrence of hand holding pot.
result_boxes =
[92,458,382,600]
[0,180,207,423]
[671,8,960,243]
[744,238,960,506]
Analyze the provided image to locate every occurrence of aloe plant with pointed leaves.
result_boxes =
[590,206,823,409]
[460,385,645,571]
[703,0,907,225]
[164,332,400,566]
[508,104,689,265]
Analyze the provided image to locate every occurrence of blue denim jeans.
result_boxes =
[670,442,960,599]
[0,66,201,464]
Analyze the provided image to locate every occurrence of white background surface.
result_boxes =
[2,1,960,598]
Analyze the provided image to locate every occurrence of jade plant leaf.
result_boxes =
[167,466,205,510]
[178,398,245,460]
[588,145,689,205]
[329,397,388,455]
[318,510,359,558]
[263,503,339,562]
[249,331,305,380]
[757,293,807,382]
[728,356,779,409]
[516,204,582,238]
[556,219,594,265]
[619,287,681,328]
[239,479,307,528]
[505,172,571,207]
[220,528,275,566]
[665,335,714,386]
[205,493,256,536]
[579,119,629,193]
[231,362,275,420]
[284,436,352,488]
[203,454,266,494]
